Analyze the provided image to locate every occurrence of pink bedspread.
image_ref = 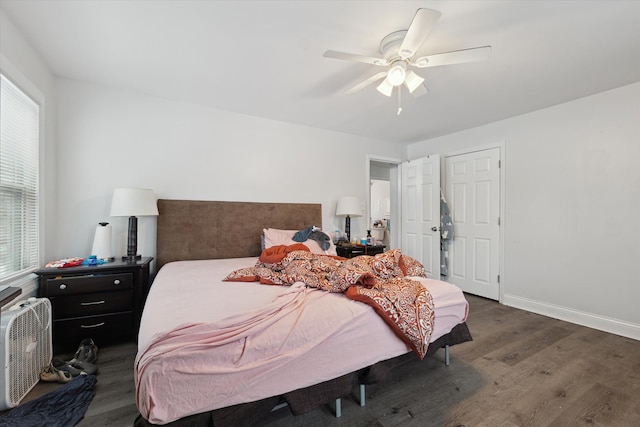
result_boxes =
[135,257,468,424]
[225,249,435,358]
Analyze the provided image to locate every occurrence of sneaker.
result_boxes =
[40,363,73,383]
[73,338,98,364]
[52,357,85,377]
[68,358,98,375]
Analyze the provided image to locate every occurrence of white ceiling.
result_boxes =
[2,0,639,143]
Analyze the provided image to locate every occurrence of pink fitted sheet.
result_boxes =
[136,258,468,424]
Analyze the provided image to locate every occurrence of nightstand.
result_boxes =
[35,257,152,352]
[336,244,386,258]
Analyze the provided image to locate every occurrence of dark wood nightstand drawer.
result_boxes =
[51,290,134,318]
[53,312,134,349]
[346,248,366,256]
[336,244,386,258]
[45,273,133,296]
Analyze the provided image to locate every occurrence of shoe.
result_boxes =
[73,338,98,364]
[40,363,73,383]
[68,358,98,375]
[52,357,87,377]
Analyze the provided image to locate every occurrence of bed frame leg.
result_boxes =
[359,384,366,406]
[445,344,450,366]
[270,402,288,412]
[335,398,342,417]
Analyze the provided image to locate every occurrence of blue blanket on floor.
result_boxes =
[0,375,97,427]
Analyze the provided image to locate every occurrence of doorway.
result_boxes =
[370,179,391,245]
[368,158,401,249]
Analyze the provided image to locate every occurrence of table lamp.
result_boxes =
[110,188,158,261]
[336,196,362,242]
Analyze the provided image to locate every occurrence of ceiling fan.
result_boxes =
[324,8,491,114]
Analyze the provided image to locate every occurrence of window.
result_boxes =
[0,73,40,284]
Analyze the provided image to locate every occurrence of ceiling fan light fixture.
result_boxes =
[323,8,491,110]
[376,78,394,97]
[387,62,406,86]
[404,70,425,93]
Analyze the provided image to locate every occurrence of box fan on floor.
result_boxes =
[0,297,52,410]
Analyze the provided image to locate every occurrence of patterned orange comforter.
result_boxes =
[225,248,435,358]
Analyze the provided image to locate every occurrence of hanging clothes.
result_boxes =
[440,190,454,279]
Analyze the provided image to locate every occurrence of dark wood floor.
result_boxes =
[11,294,640,426]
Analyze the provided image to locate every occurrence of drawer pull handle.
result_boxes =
[113,279,121,285]
[59,284,67,290]
[80,322,105,329]
[80,300,105,306]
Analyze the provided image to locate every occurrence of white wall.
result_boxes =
[408,82,640,339]
[54,78,405,266]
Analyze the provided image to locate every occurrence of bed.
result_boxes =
[134,200,472,426]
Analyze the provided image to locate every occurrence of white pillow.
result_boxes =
[262,228,337,256]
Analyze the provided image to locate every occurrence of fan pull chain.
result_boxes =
[397,87,403,115]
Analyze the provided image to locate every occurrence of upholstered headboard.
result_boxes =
[156,199,322,270]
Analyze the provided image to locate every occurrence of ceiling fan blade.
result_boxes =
[376,78,394,97]
[410,83,428,98]
[345,71,388,95]
[399,8,441,59]
[324,50,388,66]
[412,46,492,68]
[404,70,425,93]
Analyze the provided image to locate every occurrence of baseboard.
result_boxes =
[502,294,640,341]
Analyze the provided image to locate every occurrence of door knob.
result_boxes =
[431,227,438,232]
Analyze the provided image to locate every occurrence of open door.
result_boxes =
[401,155,441,278]
[444,147,501,300]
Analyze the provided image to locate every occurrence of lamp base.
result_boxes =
[345,215,351,242]
[123,216,141,263]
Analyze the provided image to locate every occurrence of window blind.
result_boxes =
[0,73,40,283]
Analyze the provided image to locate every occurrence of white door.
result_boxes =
[401,155,441,278]
[444,148,500,300]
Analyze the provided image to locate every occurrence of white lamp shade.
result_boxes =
[110,188,159,217]
[336,196,362,217]
[376,78,394,97]
[404,70,425,93]
[387,63,406,87]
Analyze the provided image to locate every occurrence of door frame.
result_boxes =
[366,155,403,250]
[441,141,506,303]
